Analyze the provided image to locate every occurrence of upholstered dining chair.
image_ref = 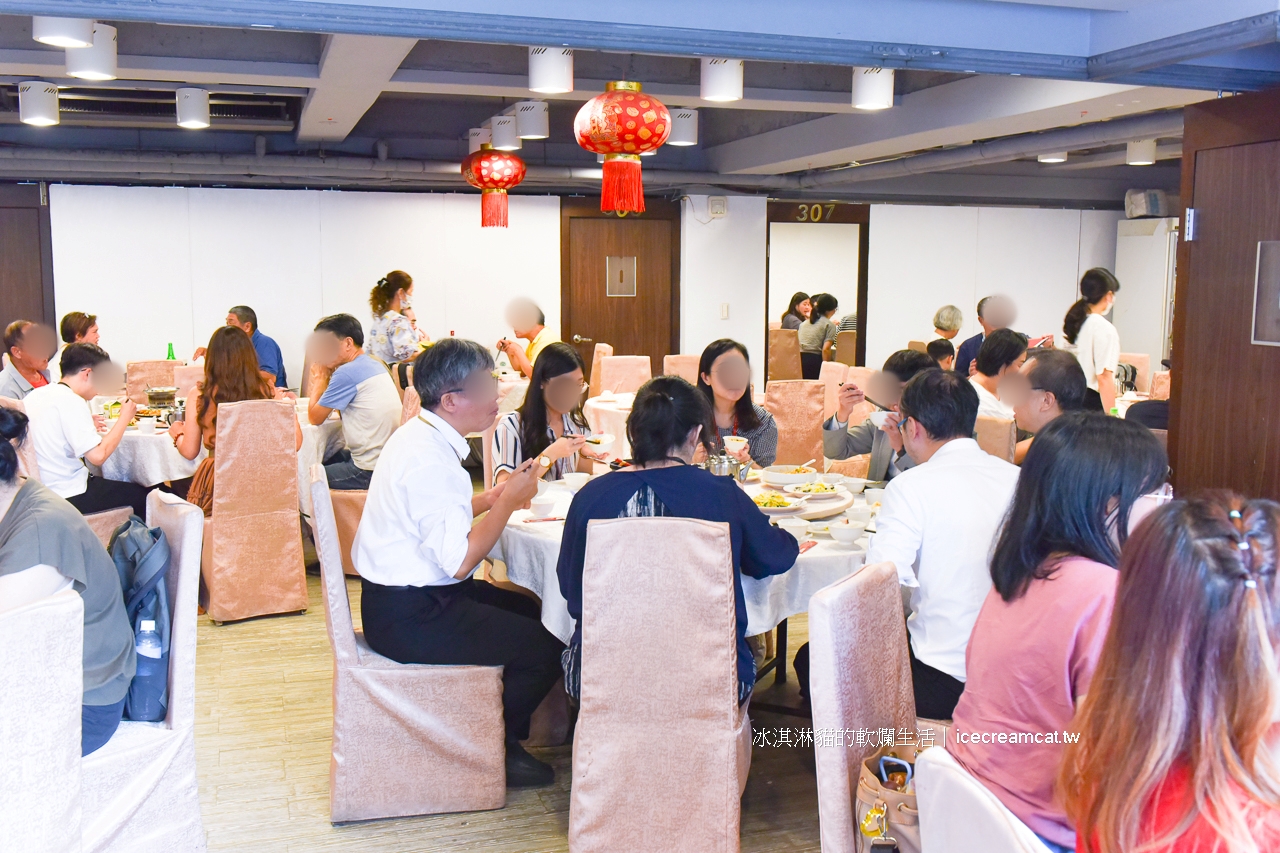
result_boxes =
[662,353,700,384]
[763,380,825,467]
[329,490,367,576]
[0,588,83,853]
[80,491,207,853]
[975,415,1017,463]
[596,355,652,395]
[1119,351,1151,394]
[84,506,133,548]
[907,340,928,354]
[1150,370,1171,401]
[809,562,918,853]
[767,329,802,382]
[588,342,614,399]
[917,746,1052,853]
[834,330,859,367]
[818,361,849,421]
[202,399,308,623]
[309,466,506,823]
[400,384,421,425]
[173,364,203,401]
[569,517,751,853]
[125,360,177,404]
[0,395,39,480]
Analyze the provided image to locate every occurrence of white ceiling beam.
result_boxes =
[0,48,317,90]
[296,34,418,142]
[705,76,1214,174]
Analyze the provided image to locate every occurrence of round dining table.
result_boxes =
[582,393,634,460]
[93,427,205,486]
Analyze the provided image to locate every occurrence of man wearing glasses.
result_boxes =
[353,338,564,788]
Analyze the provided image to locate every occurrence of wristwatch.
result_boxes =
[538,455,552,469]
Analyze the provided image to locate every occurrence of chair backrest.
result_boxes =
[173,364,203,401]
[126,360,176,404]
[818,361,848,420]
[84,506,132,548]
[662,353,700,385]
[146,490,203,731]
[570,517,743,852]
[1149,428,1168,452]
[763,380,824,466]
[0,588,83,853]
[400,385,421,425]
[299,354,313,400]
[907,340,928,354]
[329,490,367,577]
[588,342,614,399]
[809,562,917,852]
[834,330,859,367]
[975,415,1016,463]
[1119,351,1151,394]
[597,355,652,395]
[767,329,802,382]
[0,396,39,480]
[916,746,1053,853]
[767,320,782,331]
[1150,370,1171,401]
[309,465,358,667]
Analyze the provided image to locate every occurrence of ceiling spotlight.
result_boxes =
[852,66,894,110]
[668,108,699,146]
[491,115,521,151]
[528,46,573,94]
[514,100,549,139]
[32,16,94,48]
[1126,139,1157,166]
[176,87,210,129]
[18,81,59,126]
[701,58,743,102]
[65,22,117,81]
[1037,152,1068,164]
[467,126,492,154]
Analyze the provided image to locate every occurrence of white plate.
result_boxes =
[784,483,847,501]
[754,496,808,515]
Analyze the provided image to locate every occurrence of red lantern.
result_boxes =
[574,81,671,213]
[462,144,527,228]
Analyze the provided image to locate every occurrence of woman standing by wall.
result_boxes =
[366,270,428,365]
[1063,269,1121,413]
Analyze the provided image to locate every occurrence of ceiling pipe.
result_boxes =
[799,109,1184,187]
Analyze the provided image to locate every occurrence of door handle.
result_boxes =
[572,334,593,344]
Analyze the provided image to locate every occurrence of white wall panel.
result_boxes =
[767,222,860,325]
[974,206,1082,344]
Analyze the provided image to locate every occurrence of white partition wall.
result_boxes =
[49,185,561,387]
[767,222,861,325]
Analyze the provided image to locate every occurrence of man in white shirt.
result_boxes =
[24,343,151,518]
[352,338,559,788]
[969,328,1027,421]
[867,369,1019,719]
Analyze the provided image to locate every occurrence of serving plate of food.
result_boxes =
[761,464,818,487]
[752,491,807,515]
[784,482,847,501]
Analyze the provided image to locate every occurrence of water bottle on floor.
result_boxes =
[131,619,166,722]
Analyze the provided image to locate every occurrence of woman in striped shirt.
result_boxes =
[493,342,603,483]
[696,338,778,468]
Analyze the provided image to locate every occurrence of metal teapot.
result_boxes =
[702,452,754,484]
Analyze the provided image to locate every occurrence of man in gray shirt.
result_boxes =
[0,321,55,400]
[823,349,938,481]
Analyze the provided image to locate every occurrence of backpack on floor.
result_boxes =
[109,516,172,722]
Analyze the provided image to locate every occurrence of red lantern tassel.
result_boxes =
[481,189,508,228]
[601,154,645,213]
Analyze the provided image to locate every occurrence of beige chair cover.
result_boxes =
[662,353,700,384]
[0,588,83,853]
[172,365,203,401]
[0,396,40,480]
[834,330,859,367]
[81,491,207,852]
[768,320,782,330]
[917,746,1052,853]
[1150,428,1168,452]
[84,507,133,548]
[908,340,928,353]
[845,365,873,389]
[1150,370,1171,401]
[1119,351,1151,393]
[330,489,367,577]
[202,399,307,622]
[809,562,917,853]
[764,380,824,467]
[596,355,652,395]
[569,517,751,853]
[400,385,421,425]
[818,361,848,420]
[826,455,872,479]
[767,329,801,382]
[125,361,176,404]
[309,466,505,822]
[975,415,1016,463]
[588,343,614,399]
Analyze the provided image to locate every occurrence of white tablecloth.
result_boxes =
[497,376,529,416]
[487,479,867,644]
[583,393,634,460]
[94,430,205,486]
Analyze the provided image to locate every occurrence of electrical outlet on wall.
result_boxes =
[708,196,728,218]
[720,303,730,320]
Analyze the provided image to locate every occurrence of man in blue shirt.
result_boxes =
[954,295,1016,378]
[226,305,287,388]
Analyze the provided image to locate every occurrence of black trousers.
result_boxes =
[909,645,965,720]
[66,475,152,519]
[360,578,565,741]
[1082,387,1104,412]
[800,352,824,380]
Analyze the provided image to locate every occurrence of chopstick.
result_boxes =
[839,382,891,411]
[523,517,566,524]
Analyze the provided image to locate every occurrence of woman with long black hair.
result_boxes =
[780,292,811,330]
[1063,268,1121,413]
[696,338,777,468]
[493,342,602,483]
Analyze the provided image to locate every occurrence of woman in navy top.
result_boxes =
[556,376,799,705]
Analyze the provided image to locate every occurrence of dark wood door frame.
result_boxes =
[559,197,682,361]
[765,201,871,367]
[0,182,56,328]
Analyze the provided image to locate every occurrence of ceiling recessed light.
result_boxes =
[528,46,573,94]
[1038,152,1068,163]
[701,58,743,102]
[65,22,116,81]
[31,16,94,48]
[667,108,699,146]
[176,87,210,129]
[851,67,894,110]
[1126,139,1157,166]
[18,81,59,126]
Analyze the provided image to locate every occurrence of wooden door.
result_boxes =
[562,199,680,377]
[0,183,55,333]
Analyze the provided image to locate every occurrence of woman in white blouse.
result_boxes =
[365,270,428,365]
[493,342,603,483]
[1063,268,1122,413]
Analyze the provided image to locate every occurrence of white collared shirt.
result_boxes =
[970,377,1016,421]
[867,438,1019,682]
[352,408,475,587]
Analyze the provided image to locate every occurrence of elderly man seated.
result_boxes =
[0,320,55,400]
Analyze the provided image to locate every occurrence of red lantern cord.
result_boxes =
[462,144,526,228]
[574,81,671,213]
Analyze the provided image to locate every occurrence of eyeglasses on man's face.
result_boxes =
[443,370,501,399]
